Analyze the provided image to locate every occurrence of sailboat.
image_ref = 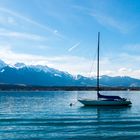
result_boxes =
[78,32,132,106]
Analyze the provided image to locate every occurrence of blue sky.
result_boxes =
[0,0,140,78]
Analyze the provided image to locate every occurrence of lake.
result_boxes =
[0,91,140,140]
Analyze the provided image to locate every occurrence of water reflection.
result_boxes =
[78,106,131,119]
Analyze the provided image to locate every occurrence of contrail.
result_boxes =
[68,42,80,52]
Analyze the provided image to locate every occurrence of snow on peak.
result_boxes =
[0,69,5,73]
[14,63,26,68]
[0,59,7,69]
[54,73,62,77]
[29,65,51,73]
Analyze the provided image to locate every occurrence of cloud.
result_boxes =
[123,44,140,53]
[0,14,17,25]
[118,53,140,64]
[105,67,140,79]
[0,45,92,75]
[0,28,47,41]
[68,42,80,52]
[7,17,16,24]
[1,44,140,78]
[91,12,128,33]
[0,7,65,39]
[73,5,130,33]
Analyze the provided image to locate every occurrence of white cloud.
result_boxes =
[0,7,65,39]
[68,42,80,52]
[0,45,140,78]
[0,15,17,25]
[37,45,50,50]
[90,12,129,33]
[123,44,140,52]
[105,68,140,78]
[7,17,16,24]
[119,53,140,65]
[0,28,47,41]
[0,45,92,75]
[73,5,130,33]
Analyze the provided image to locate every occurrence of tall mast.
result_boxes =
[97,32,100,100]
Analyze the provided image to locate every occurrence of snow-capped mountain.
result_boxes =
[14,63,26,68]
[0,59,7,69]
[0,60,76,86]
[0,59,140,87]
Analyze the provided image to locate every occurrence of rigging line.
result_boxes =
[88,48,98,77]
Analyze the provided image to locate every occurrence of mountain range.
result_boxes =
[0,59,140,87]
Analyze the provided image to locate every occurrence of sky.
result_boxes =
[0,0,140,78]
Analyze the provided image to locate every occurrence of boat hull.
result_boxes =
[78,99,132,106]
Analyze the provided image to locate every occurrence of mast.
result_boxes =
[97,32,100,100]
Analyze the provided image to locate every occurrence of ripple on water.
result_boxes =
[0,91,140,139]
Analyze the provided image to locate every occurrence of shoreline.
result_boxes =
[0,84,140,91]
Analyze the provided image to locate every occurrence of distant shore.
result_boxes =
[0,84,140,91]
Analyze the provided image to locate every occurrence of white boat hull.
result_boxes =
[78,99,132,106]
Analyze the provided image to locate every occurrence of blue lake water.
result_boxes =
[0,91,140,140]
